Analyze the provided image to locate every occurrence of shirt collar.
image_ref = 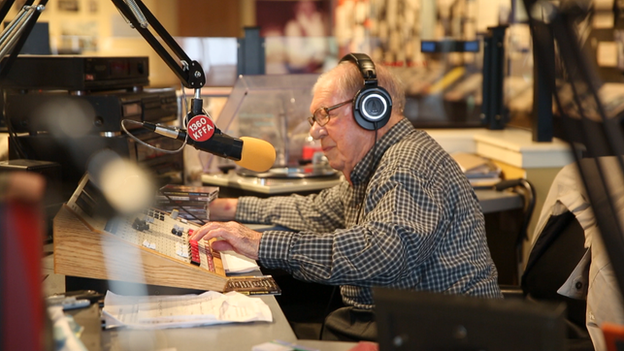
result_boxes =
[350,118,415,186]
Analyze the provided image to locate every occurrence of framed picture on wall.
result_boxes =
[58,0,79,12]
[256,0,331,38]
[256,0,332,74]
[88,0,98,13]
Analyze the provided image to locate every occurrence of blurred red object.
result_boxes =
[1,172,47,351]
[348,341,379,351]
[1,201,45,351]
[603,322,624,351]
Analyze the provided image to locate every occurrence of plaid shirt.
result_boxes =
[236,118,502,309]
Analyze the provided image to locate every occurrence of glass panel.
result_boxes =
[199,74,320,172]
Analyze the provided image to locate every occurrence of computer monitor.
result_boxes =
[373,287,567,351]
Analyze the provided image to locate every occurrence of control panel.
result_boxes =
[103,208,222,274]
[64,173,224,277]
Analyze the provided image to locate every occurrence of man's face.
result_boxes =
[309,84,374,177]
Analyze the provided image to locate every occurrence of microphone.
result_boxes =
[141,118,276,172]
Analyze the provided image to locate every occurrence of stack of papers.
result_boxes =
[222,250,260,274]
[102,291,272,329]
[451,152,502,188]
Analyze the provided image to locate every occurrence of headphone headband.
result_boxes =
[340,53,377,83]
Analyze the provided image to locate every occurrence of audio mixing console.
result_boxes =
[54,173,280,294]
[63,174,224,275]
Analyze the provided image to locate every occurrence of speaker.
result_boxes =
[339,53,392,131]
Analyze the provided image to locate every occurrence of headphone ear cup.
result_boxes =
[353,86,393,131]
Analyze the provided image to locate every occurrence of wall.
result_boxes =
[177,0,243,37]
[6,0,521,88]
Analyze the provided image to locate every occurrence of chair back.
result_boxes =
[522,209,590,338]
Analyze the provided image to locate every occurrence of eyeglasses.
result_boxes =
[307,99,352,127]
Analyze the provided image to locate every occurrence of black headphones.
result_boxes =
[339,53,393,131]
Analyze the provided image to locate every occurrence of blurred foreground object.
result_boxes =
[0,171,51,351]
[0,171,46,203]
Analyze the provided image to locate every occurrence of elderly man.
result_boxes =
[192,53,502,341]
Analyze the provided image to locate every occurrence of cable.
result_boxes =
[495,178,536,283]
[494,178,536,241]
[120,119,187,154]
[2,90,28,159]
[3,113,27,159]
[120,86,209,156]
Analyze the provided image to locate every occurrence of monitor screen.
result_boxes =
[373,288,567,351]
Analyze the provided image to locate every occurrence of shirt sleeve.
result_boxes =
[235,182,347,232]
[258,165,446,286]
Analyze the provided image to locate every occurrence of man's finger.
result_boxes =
[191,222,222,241]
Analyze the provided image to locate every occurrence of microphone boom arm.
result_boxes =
[110,0,206,93]
[0,0,48,79]
[110,0,273,169]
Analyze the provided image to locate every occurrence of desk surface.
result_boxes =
[474,188,523,214]
[100,296,297,351]
[203,172,523,214]
[202,171,343,195]
[71,295,356,351]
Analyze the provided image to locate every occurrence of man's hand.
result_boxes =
[209,198,238,221]
[191,221,262,260]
